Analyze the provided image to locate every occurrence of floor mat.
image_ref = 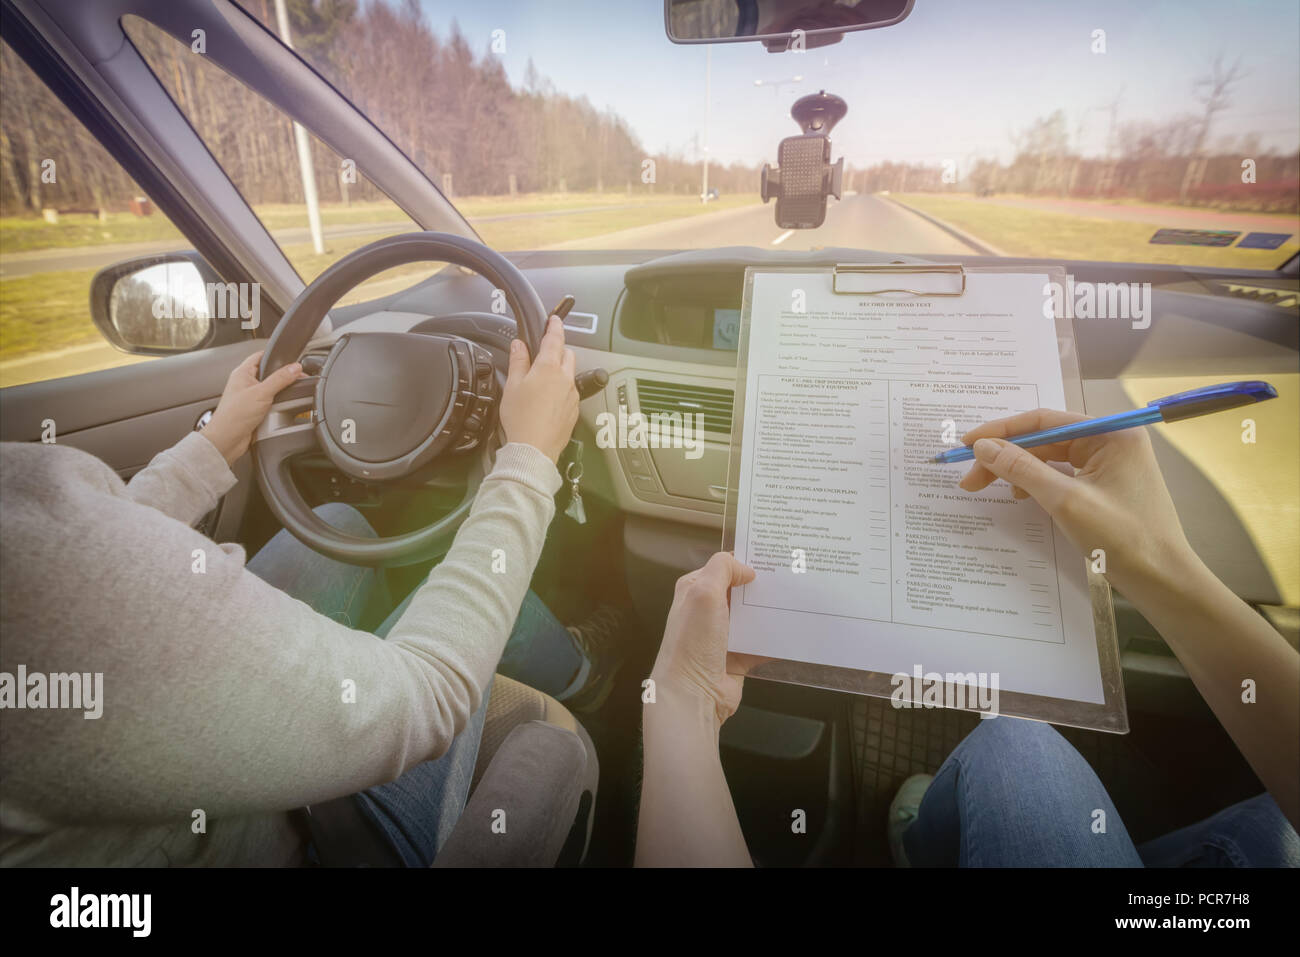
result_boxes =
[849,695,979,864]
[847,696,1180,865]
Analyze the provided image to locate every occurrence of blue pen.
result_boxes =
[933,380,1278,464]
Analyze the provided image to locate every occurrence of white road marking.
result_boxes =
[771,229,795,245]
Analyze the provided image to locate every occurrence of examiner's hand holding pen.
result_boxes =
[956,408,1192,597]
[959,408,1300,831]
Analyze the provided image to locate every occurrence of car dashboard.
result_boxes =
[326,247,1300,670]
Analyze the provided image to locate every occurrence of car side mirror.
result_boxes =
[90,252,250,355]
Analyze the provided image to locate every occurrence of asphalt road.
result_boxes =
[545,191,982,255]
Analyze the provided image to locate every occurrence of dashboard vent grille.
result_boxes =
[636,379,735,436]
[1217,283,1299,309]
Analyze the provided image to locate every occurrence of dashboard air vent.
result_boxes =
[1217,283,1298,309]
[636,379,735,436]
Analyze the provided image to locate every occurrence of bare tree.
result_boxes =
[1180,53,1248,201]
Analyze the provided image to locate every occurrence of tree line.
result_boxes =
[2,3,1293,217]
[858,57,1299,213]
[0,0,761,217]
[856,136,1297,214]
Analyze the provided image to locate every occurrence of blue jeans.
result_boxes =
[247,502,587,865]
[902,716,1300,867]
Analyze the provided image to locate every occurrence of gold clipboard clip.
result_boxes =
[832,262,966,297]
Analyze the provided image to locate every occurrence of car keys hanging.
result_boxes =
[563,438,586,525]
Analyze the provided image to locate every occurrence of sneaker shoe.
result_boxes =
[561,604,630,713]
[887,773,934,867]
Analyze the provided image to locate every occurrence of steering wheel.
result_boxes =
[252,232,550,566]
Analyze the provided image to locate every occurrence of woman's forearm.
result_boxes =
[635,684,752,867]
[123,431,237,525]
[1120,550,1300,830]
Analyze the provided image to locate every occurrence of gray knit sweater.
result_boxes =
[0,432,559,866]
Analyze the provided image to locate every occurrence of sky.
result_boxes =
[415,0,1300,169]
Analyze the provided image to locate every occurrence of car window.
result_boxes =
[270,0,1300,269]
[0,40,194,387]
[122,14,445,305]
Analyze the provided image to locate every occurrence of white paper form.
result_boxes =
[727,270,1106,705]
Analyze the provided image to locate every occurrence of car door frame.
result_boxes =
[0,0,479,539]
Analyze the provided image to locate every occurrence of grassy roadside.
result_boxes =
[0,193,762,365]
[0,265,99,357]
[0,191,748,254]
[0,212,183,254]
[892,193,1299,269]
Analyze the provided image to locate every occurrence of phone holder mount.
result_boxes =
[760,91,846,230]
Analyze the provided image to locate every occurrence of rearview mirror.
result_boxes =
[665,0,914,50]
[90,252,251,355]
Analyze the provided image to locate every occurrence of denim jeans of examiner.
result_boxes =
[246,502,587,866]
[902,715,1300,867]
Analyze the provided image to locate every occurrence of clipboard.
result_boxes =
[720,261,1128,734]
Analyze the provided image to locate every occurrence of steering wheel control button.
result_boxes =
[451,342,473,390]
[467,346,494,393]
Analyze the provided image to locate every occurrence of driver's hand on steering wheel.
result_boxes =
[204,350,306,466]
[499,315,580,464]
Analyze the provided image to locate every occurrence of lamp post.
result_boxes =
[701,46,711,202]
[273,0,324,255]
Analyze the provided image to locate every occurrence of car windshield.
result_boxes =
[278,0,1298,269]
